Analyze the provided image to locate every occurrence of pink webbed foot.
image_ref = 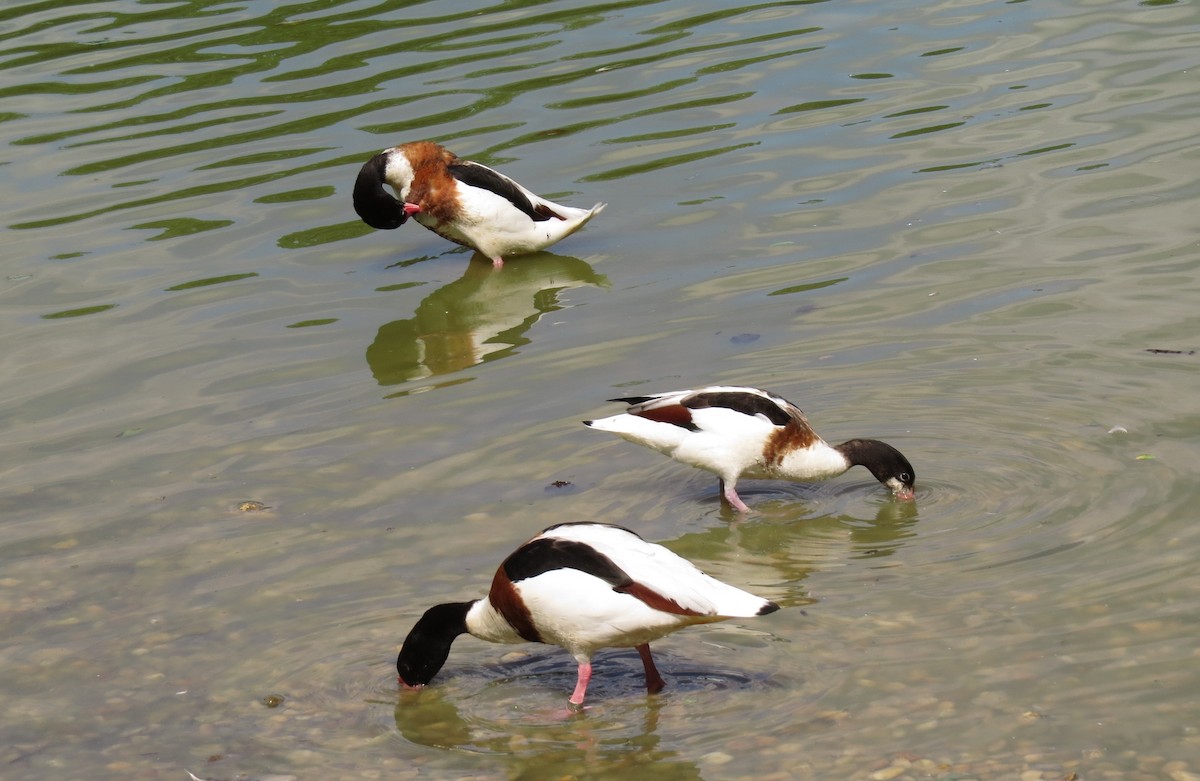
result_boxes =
[719,480,752,513]
[568,661,592,707]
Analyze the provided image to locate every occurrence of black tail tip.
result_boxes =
[758,600,782,616]
[582,420,594,427]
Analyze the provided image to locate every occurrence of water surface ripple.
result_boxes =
[2,0,1200,779]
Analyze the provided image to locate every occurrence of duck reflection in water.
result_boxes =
[366,252,605,387]
[393,681,702,779]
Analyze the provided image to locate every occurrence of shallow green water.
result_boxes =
[3,0,1200,779]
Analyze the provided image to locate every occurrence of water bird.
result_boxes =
[584,386,916,512]
[396,522,779,706]
[353,140,605,268]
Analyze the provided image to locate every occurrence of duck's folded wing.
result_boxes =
[603,537,777,618]
[681,387,806,427]
[611,387,808,431]
[538,524,777,618]
[448,160,558,221]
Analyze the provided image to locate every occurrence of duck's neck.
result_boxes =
[834,439,896,473]
[466,596,528,644]
[775,439,852,480]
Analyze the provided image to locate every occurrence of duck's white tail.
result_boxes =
[584,411,689,455]
[553,202,606,241]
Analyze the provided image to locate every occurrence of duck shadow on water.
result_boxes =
[684,476,921,536]
[659,491,922,608]
[393,698,702,779]
[744,484,921,557]
[365,251,606,392]
[390,647,783,777]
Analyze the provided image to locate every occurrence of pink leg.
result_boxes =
[569,661,592,706]
[491,255,505,268]
[637,644,666,695]
[720,479,752,513]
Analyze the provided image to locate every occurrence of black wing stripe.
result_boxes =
[448,161,554,222]
[502,538,632,588]
[608,395,656,405]
[685,391,794,426]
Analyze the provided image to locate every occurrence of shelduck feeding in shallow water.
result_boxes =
[584,386,916,512]
[353,140,606,268]
[395,522,779,706]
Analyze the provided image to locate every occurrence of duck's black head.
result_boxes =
[354,151,410,230]
[840,439,916,499]
[396,601,473,688]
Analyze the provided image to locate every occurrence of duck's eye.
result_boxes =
[899,472,912,483]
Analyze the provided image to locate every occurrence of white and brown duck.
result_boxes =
[353,141,605,267]
[585,386,916,512]
[395,522,779,706]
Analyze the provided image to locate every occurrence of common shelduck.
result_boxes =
[584,386,916,512]
[353,141,606,268]
[395,522,779,706]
